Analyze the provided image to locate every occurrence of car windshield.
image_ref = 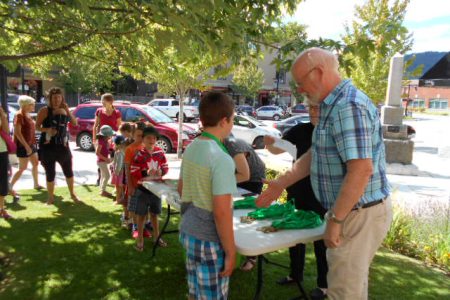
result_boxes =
[243,115,266,126]
[141,106,175,123]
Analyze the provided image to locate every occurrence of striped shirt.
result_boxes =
[311,79,390,209]
[180,138,237,242]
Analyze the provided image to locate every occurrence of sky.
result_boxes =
[284,0,450,53]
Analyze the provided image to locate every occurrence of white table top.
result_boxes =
[141,180,325,257]
[233,208,326,256]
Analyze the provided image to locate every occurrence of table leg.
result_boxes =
[152,204,172,258]
[253,255,264,300]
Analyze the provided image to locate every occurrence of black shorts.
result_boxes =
[16,145,38,158]
[133,186,162,216]
[0,151,9,196]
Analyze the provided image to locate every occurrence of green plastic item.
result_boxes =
[271,210,323,230]
[247,202,294,220]
[233,196,257,209]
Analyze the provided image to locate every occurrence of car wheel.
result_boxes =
[77,132,94,151]
[273,114,280,121]
[156,136,172,153]
[253,136,265,149]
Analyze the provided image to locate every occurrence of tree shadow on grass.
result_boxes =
[0,186,188,300]
[1,186,449,300]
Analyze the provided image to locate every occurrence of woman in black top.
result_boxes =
[264,105,328,299]
[36,87,81,205]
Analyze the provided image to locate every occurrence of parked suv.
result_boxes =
[68,101,198,152]
[255,105,284,120]
[148,98,199,122]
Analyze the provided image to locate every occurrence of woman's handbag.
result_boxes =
[0,130,17,154]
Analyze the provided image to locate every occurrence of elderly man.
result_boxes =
[257,47,392,299]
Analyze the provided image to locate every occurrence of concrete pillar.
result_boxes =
[381,53,414,166]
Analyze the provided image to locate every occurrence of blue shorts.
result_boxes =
[179,232,229,300]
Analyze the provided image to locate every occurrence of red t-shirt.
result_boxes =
[95,108,121,131]
[129,146,168,188]
[14,112,36,147]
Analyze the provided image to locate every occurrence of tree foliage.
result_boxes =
[341,0,413,104]
[0,0,300,68]
[231,57,264,103]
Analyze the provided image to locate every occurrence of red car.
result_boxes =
[68,101,198,153]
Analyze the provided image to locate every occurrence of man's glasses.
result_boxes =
[294,67,317,89]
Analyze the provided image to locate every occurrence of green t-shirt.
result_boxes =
[180,138,237,242]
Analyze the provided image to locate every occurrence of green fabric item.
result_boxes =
[247,202,294,220]
[233,196,257,209]
[271,210,323,230]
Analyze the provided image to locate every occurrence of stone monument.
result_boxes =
[381,53,415,169]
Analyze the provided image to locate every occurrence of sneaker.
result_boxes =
[143,229,152,238]
[0,209,13,219]
[132,230,139,239]
[144,222,153,232]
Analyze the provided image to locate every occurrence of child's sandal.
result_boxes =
[134,243,144,252]
[156,239,167,248]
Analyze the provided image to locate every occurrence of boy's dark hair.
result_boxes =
[119,122,133,133]
[142,126,160,138]
[134,121,146,131]
[199,92,235,127]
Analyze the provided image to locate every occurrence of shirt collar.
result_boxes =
[322,79,351,106]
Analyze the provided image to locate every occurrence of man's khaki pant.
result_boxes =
[327,197,392,300]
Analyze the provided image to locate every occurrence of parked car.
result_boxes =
[287,103,308,116]
[148,98,199,122]
[272,115,311,135]
[236,105,256,117]
[68,101,198,152]
[255,105,285,121]
[232,114,281,149]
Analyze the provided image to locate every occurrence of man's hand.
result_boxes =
[219,251,236,277]
[256,179,284,207]
[324,221,342,248]
[263,135,275,146]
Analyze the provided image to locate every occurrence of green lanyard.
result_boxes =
[201,132,229,154]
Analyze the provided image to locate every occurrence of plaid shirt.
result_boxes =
[311,79,390,210]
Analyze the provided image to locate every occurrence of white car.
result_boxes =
[148,98,199,122]
[255,105,285,120]
[232,114,281,149]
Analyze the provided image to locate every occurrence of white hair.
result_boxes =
[18,95,36,108]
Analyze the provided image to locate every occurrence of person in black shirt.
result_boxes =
[264,105,327,300]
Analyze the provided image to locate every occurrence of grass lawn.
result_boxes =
[1,186,449,300]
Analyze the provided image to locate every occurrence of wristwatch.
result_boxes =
[324,210,345,224]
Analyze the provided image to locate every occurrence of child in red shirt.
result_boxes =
[130,126,168,251]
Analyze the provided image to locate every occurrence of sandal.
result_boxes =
[134,243,144,252]
[34,185,45,190]
[240,257,257,271]
[71,194,82,203]
[0,209,13,219]
[156,238,168,248]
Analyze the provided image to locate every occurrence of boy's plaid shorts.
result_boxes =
[180,232,229,300]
